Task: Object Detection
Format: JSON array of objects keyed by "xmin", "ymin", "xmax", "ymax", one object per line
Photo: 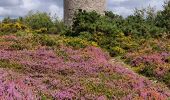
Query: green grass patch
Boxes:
[
  {"xmin": 0, "ymin": 59, "xmax": 23, "ymax": 71},
  {"xmin": 39, "ymin": 92, "xmax": 53, "ymax": 100},
  {"xmin": 10, "ymin": 43, "xmax": 28, "ymax": 50},
  {"xmin": 82, "ymin": 73, "xmax": 128, "ymax": 99}
]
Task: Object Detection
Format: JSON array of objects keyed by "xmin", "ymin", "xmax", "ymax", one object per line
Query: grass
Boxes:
[
  {"xmin": 81, "ymin": 73, "xmax": 129, "ymax": 99},
  {"xmin": 0, "ymin": 59, "xmax": 24, "ymax": 71}
]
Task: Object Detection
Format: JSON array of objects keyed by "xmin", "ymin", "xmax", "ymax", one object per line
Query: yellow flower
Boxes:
[
  {"xmin": 91, "ymin": 42, "xmax": 98, "ymax": 47},
  {"xmin": 111, "ymin": 46, "xmax": 125, "ymax": 54}
]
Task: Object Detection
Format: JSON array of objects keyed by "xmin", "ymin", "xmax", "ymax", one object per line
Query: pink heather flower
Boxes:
[
  {"xmin": 97, "ymin": 95, "xmax": 107, "ymax": 100},
  {"xmin": 54, "ymin": 90, "xmax": 75, "ymax": 99},
  {"xmin": 0, "ymin": 44, "xmax": 169, "ymax": 99},
  {"xmin": 2, "ymin": 35, "xmax": 17, "ymax": 41}
]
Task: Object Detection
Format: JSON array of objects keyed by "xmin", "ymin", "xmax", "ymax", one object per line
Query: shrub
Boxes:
[
  {"xmin": 78, "ymin": 32, "xmax": 93, "ymax": 41},
  {"xmin": 64, "ymin": 37, "xmax": 90, "ymax": 49}
]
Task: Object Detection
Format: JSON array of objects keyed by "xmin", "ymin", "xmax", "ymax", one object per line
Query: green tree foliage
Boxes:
[
  {"xmin": 24, "ymin": 11, "xmax": 53, "ymax": 30},
  {"xmin": 2, "ymin": 17, "xmax": 17, "ymax": 24},
  {"xmin": 124, "ymin": 7, "xmax": 164, "ymax": 38},
  {"xmin": 72, "ymin": 10, "xmax": 101, "ymax": 35},
  {"xmin": 2, "ymin": 17, "xmax": 12, "ymax": 23},
  {"xmin": 48, "ymin": 18, "xmax": 66, "ymax": 34},
  {"xmin": 156, "ymin": 0, "xmax": 170, "ymax": 32},
  {"xmin": 72, "ymin": 10, "xmax": 122, "ymax": 36},
  {"xmin": 145, "ymin": 6, "xmax": 157, "ymax": 24}
]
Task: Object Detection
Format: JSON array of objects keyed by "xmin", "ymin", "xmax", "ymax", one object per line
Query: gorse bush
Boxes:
[
  {"xmin": 35, "ymin": 34, "xmax": 57, "ymax": 46},
  {"xmin": 71, "ymin": 10, "xmax": 144, "ymax": 56},
  {"xmin": 124, "ymin": 15, "xmax": 164, "ymax": 38},
  {"xmin": 72, "ymin": 10, "xmax": 121, "ymax": 36},
  {"xmin": 66, "ymin": 2, "xmax": 170, "ymax": 56},
  {"xmin": 0, "ymin": 22, "xmax": 27, "ymax": 33},
  {"xmin": 71, "ymin": 8, "xmax": 165, "ymax": 38}
]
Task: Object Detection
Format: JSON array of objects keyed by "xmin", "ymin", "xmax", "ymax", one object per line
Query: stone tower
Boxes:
[{"xmin": 64, "ymin": 0, "xmax": 106, "ymax": 26}]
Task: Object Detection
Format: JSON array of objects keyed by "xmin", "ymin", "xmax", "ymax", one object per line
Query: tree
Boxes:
[
  {"xmin": 24, "ymin": 11, "xmax": 53, "ymax": 30},
  {"xmin": 145, "ymin": 6, "xmax": 157, "ymax": 24},
  {"xmin": 156, "ymin": 0, "xmax": 170, "ymax": 32}
]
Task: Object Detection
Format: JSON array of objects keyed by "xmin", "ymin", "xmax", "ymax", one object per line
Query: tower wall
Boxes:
[{"xmin": 64, "ymin": 0, "xmax": 106, "ymax": 26}]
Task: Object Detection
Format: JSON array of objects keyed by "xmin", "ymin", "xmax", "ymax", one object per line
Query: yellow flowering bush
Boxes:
[
  {"xmin": 0, "ymin": 23, "xmax": 27, "ymax": 33},
  {"xmin": 64, "ymin": 37, "xmax": 90, "ymax": 49},
  {"xmin": 35, "ymin": 28, "xmax": 48, "ymax": 34}
]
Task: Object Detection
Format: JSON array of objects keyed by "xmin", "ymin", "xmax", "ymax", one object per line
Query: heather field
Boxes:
[
  {"xmin": 0, "ymin": 1, "xmax": 170, "ymax": 99},
  {"xmin": 0, "ymin": 33, "xmax": 170, "ymax": 100}
]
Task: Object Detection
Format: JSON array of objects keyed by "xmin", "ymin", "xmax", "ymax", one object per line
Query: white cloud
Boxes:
[
  {"xmin": 110, "ymin": 6, "xmax": 133, "ymax": 17},
  {"xmin": 0, "ymin": 0, "xmax": 22, "ymax": 7},
  {"xmin": 0, "ymin": 7, "xmax": 11, "ymax": 15},
  {"xmin": 49, "ymin": 5, "xmax": 63, "ymax": 19},
  {"xmin": 107, "ymin": 0, "xmax": 166, "ymax": 17},
  {"xmin": 21, "ymin": 0, "xmax": 41, "ymax": 10}
]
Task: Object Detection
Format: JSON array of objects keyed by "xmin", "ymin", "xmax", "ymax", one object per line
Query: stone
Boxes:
[{"xmin": 64, "ymin": 0, "xmax": 106, "ymax": 26}]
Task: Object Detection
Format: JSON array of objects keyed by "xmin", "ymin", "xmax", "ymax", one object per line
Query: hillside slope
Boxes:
[{"xmin": 0, "ymin": 33, "xmax": 170, "ymax": 100}]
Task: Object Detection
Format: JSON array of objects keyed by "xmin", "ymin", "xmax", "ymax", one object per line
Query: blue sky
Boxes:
[{"xmin": 0, "ymin": 0, "xmax": 166, "ymax": 19}]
